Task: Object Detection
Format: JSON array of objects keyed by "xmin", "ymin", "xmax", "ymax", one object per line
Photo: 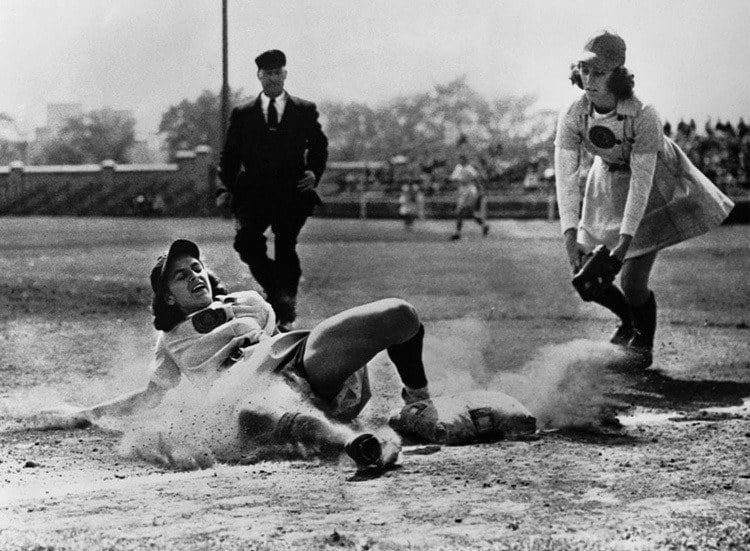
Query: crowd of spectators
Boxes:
[
  {"xmin": 324, "ymin": 117, "xmax": 750, "ymax": 199},
  {"xmin": 667, "ymin": 118, "xmax": 750, "ymax": 195}
]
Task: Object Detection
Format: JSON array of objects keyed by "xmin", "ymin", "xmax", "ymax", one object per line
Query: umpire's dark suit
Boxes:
[{"xmin": 218, "ymin": 92, "xmax": 328, "ymax": 324}]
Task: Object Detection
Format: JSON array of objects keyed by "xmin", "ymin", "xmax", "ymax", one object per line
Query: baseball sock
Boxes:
[
  {"xmin": 387, "ymin": 323, "xmax": 428, "ymax": 391},
  {"xmin": 594, "ymin": 283, "xmax": 631, "ymax": 324}
]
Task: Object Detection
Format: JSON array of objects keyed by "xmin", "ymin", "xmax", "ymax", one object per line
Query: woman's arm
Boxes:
[
  {"xmin": 34, "ymin": 380, "xmax": 169, "ymax": 430},
  {"xmin": 555, "ymin": 146, "xmax": 587, "ymax": 271},
  {"xmin": 83, "ymin": 380, "xmax": 168, "ymax": 419},
  {"xmin": 616, "ymin": 105, "xmax": 663, "ymax": 261},
  {"xmin": 613, "ymin": 152, "xmax": 657, "ymax": 261}
]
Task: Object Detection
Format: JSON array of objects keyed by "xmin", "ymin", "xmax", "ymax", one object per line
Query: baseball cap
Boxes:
[
  {"xmin": 150, "ymin": 239, "xmax": 201, "ymax": 295},
  {"xmin": 578, "ymin": 31, "xmax": 626, "ymax": 71}
]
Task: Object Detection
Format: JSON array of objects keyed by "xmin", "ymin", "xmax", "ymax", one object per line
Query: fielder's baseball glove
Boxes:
[{"xmin": 571, "ymin": 245, "xmax": 623, "ymax": 301}]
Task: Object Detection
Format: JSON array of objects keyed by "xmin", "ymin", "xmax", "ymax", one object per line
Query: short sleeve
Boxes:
[
  {"xmin": 631, "ymin": 105, "xmax": 664, "ymax": 155},
  {"xmin": 150, "ymin": 334, "xmax": 181, "ymax": 390},
  {"xmin": 554, "ymin": 102, "xmax": 583, "ymax": 151}
]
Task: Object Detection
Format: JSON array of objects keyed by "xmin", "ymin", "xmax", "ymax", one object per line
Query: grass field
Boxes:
[{"xmin": 1, "ymin": 216, "xmax": 749, "ymax": 550}]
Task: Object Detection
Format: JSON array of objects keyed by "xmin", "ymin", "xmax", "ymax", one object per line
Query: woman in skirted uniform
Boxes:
[{"xmin": 554, "ymin": 30, "xmax": 734, "ymax": 367}]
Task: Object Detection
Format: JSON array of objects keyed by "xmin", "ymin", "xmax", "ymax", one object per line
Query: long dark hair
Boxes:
[
  {"xmin": 569, "ymin": 64, "xmax": 635, "ymax": 100},
  {"xmin": 151, "ymin": 269, "xmax": 229, "ymax": 332}
]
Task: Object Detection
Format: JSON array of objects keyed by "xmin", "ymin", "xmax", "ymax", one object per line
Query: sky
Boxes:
[{"xmin": 2, "ymin": 0, "xmax": 749, "ymax": 141}]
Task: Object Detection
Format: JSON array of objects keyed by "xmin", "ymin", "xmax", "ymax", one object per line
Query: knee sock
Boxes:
[
  {"xmin": 593, "ymin": 284, "xmax": 632, "ymax": 325},
  {"xmin": 386, "ymin": 323, "xmax": 428, "ymax": 390}
]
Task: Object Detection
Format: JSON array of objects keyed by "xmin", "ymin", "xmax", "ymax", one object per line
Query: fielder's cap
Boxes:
[
  {"xmin": 255, "ymin": 49, "xmax": 286, "ymax": 70},
  {"xmin": 578, "ymin": 31, "xmax": 626, "ymax": 71},
  {"xmin": 150, "ymin": 239, "xmax": 201, "ymax": 294}
]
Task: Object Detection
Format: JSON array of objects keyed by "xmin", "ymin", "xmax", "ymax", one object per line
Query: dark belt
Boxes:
[{"xmin": 606, "ymin": 162, "xmax": 630, "ymax": 173}]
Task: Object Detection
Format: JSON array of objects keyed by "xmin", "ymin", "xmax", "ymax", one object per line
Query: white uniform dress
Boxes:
[
  {"xmin": 149, "ymin": 290, "xmax": 371, "ymax": 423},
  {"xmin": 555, "ymin": 95, "xmax": 734, "ymax": 258},
  {"xmin": 450, "ymin": 163, "xmax": 481, "ymax": 212}
]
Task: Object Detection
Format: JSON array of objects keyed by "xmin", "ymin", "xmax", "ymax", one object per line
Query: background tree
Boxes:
[
  {"xmin": 0, "ymin": 112, "xmax": 27, "ymax": 165},
  {"xmin": 32, "ymin": 107, "xmax": 136, "ymax": 164},
  {"xmin": 158, "ymin": 89, "xmax": 249, "ymax": 160},
  {"xmin": 321, "ymin": 76, "xmax": 556, "ymax": 167}
]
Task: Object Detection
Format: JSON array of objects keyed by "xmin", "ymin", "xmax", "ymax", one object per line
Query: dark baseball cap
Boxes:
[
  {"xmin": 578, "ymin": 31, "xmax": 626, "ymax": 71},
  {"xmin": 255, "ymin": 49, "xmax": 286, "ymax": 70},
  {"xmin": 150, "ymin": 239, "xmax": 201, "ymax": 295}
]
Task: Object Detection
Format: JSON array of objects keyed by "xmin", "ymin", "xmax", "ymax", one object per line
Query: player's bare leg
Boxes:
[{"xmin": 304, "ymin": 298, "xmax": 428, "ymax": 399}]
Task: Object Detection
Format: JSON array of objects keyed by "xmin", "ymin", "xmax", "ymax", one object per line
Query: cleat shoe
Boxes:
[
  {"xmin": 345, "ymin": 433, "xmax": 383, "ymax": 468},
  {"xmin": 482, "ymin": 224, "xmax": 489, "ymax": 237},
  {"xmin": 450, "ymin": 233, "xmax": 461, "ymax": 241},
  {"xmin": 609, "ymin": 323, "xmax": 635, "ymax": 346}
]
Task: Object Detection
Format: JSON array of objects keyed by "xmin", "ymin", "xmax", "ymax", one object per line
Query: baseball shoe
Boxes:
[
  {"xmin": 482, "ymin": 224, "xmax": 489, "ymax": 237},
  {"xmin": 345, "ymin": 433, "xmax": 383, "ymax": 469},
  {"xmin": 609, "ymin": 323, "xmax": 635, "ymax": 346},
  {"xmin": 450, "ymin": 233, "xmax": 461, "ymax": 241}
]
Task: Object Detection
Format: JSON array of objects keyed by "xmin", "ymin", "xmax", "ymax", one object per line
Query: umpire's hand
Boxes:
[
  {"xmin": 297, "ymin": 170, "xmax": 316, "ymax": 192},
  {"xmin": 215, "ymin": 190, "xmax": 232, "ymax": 210}
]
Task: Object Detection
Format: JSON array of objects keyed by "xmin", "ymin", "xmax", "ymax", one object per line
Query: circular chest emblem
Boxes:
[
  {"xmin": 192, "ymin": 307, "xmax": 228, "ymax": 334},
  {"xmin": 588, "ymin": 126, "xmax": 618, "ymax": 149}
]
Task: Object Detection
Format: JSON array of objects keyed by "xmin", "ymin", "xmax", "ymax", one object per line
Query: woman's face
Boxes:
[
  {"xmin": 165, "ymin": 255, "xmax": 213, "ymax": 314},
  {"xmin": 580, "ymin": 64, "xmax": 616, "ymax": 110}
]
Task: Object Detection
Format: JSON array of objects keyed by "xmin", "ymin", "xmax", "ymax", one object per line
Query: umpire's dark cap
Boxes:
[
  {"xmin": 150, "ymin": 239, "xmax": 201, "ymax": 295},
  {"xmin": 255, "ymin": 49, "xmax": 286, "ymax": 70}
]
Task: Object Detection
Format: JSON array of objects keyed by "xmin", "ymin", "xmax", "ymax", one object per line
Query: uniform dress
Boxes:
[
  {"xmin": 555, "ymin": 95, "xmax": 734, "ymax": 258},
  {"xmin": 450, "ymin": 163, "xmax": 481, "ymax": 213},
  {"xmin": 149, "ymin": 290, "xmax": 370, "ymax": 424}
]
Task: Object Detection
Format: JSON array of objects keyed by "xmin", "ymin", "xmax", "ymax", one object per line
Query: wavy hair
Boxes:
[
  {"xmin": 151, "ymin": 268, "xmax": 229, "ymax": 332},
  {"xmin": 569, "ymin": 64, "xmax": 635, "ymax": 100}
]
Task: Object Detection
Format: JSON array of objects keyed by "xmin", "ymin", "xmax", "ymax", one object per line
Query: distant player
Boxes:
[
  {"xmin": 449, "ymin": 155, "xmax": 489, "ymax": 240},
  {"xmin": 398, "ymin": 183, "xmax": 422, "ymax": 230}
]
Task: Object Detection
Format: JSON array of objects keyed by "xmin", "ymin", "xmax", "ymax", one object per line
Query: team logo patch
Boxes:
[
  {"xmin": 192, "ymin": 307, "xmax": 228, "ymax": 334},
  {"xmin": 588, "ymin": 125, "xmax": 618, "ymax": 149}
]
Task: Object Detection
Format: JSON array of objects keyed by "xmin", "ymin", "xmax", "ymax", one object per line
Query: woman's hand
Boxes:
[
  {"xmin": 610, "ymin": 234, "xmax": 633, "ymax": 264},
  {"xmin": 32, "ymin": 405, "xmax": 94, "ymax": 430},
  {"xmin": 563, "ymin": 229, "xmax": 587, "ymax": 273}
]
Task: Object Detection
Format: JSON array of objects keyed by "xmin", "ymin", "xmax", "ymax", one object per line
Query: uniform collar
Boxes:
[{"xmin": 574, "ymin": 94, "xmax": 641, "ymax": 117}]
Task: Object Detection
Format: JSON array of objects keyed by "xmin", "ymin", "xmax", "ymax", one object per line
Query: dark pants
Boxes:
[{"xmin": 233, "ymin": 195, "xmax": 311, "ymax": 320}]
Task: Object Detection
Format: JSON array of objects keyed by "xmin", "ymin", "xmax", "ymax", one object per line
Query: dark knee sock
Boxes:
[
  {"xmin": 593, "ymin": 284, "xmax": 632, "ymax": 325},
  {"xmin": 386, "ymin": 323, "xmax": 427, "ymax": 389}
]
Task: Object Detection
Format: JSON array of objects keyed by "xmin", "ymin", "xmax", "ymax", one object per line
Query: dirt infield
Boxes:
[{"xmin": 1, "ymin": 217, "xmax": 749, "ymax": 550}]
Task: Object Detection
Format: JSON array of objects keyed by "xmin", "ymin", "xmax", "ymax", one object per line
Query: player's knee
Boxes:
[{"xmin": 380, "ymin": 298, "xmax": 420, "ymax": 340}]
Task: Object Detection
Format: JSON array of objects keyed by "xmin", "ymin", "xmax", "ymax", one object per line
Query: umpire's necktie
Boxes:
[{"xmin": 267, "ymin": 97, "xmax": 278, "ymax": 130}]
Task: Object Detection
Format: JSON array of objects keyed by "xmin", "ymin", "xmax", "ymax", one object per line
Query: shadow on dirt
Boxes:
[{"xmin": 613, "ymin": 364, "xmax": 750, "ymax": 411}]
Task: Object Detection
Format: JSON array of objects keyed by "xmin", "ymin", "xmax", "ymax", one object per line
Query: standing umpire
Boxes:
[{"xmin": 217, "ymin": 49, "xmax": 328, "ymax": 331}]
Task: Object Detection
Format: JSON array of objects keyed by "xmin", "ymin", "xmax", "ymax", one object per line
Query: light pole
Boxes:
[{"xmin": 220, "ymin": 0, "xmax": 229, "ymax": 146}]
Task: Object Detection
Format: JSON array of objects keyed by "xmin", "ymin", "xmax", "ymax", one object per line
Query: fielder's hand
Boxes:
[{"xmin": 564, "ymin": 231, "xmax": 587, "ymax": 273}]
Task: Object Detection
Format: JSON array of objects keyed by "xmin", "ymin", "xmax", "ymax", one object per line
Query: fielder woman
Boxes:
[
  {"xmin": 554, "ymin": 31, "xmax": 734, "ymax": 367},
  {"xmin": 56, "ymin": 239, "xmax": 431, "ymax": 470}
]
